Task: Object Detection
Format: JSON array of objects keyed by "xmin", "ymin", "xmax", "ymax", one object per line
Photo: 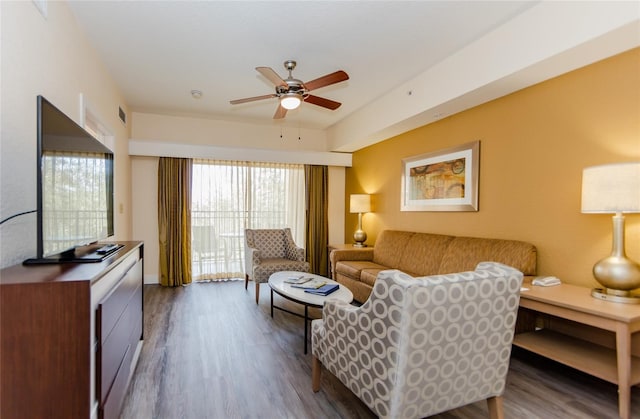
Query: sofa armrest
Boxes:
[{"xmin": 330, "ymin": 248, "xmax": 374, "ymax": 266}]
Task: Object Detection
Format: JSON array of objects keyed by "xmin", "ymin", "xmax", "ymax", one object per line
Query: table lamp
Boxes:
[
  {"xmin": 581, "ymin": 162, "xmax": 640, "ymax": 304},
  {"xmin": 350, "ymin": 194, "xmax": 371, "ymax": 247}
]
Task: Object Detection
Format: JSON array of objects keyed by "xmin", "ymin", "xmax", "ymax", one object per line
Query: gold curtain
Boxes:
[
  {"xmin": 158, "ymin": 157, "xmax": 193, "ymax": 287},
  {"xmin": 305, "ymin": 165, "xmax": 328, "ymax": 276}
]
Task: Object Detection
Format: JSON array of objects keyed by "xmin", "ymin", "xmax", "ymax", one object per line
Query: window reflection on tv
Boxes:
[{"xmin": 41, "ymin": 151, "xmax": 113, "ymax": 257}]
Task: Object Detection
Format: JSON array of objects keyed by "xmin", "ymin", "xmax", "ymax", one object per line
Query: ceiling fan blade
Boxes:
[
  {"xmin": 304, "ymin": 95, "xmax": 342, "ymax": 110},
  {"xmin": 230, "ymin": 94, "xmax": 276, "ymax": 105},
  {"xmin": 256, "ymin": 67, "xmax": 288, "ymax": 88},
  {"xmin": 304, "ymin": 70, "xmax": 349, "ymax": 92},
  {"xmin": 273, "ymin": 104, "xmax": 288, "ymax": 119}
]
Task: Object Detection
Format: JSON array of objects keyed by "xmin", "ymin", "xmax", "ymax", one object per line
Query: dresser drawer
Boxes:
[
  {"xmin": 96, "ymin": 259, "xmax": 143, "ymax": 406},
  {"xmin": 100, "ymin": 342, "xmax": 133, "ymax": 419},
  {"xmin": 98, "ymin": 260, "xmax": 142, "ymax": 344}
]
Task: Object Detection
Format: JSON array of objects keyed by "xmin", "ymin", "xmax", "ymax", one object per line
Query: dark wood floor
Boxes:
[{"xmin": 120, "ymin": 282, "xmax": 639, "ymax": 419}]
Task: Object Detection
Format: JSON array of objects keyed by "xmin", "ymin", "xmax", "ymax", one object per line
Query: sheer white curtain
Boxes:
[{"xmin": 191, "ymin": 159, "xmax": 305, "ymax": 281}]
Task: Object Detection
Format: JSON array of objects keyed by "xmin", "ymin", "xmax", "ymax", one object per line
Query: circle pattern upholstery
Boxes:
[{"xmin": 312, "ymin": 262, "xmax": 523, "ymax": 419}]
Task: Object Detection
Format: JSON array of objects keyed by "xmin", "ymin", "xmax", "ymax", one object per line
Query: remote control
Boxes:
[{"xmin": 96, "ymin": 244, "xmax": 119, "ymax": 254}]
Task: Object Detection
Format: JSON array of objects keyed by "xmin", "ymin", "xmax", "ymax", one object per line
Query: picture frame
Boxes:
[{"xmin": 401, "ymin": 140, "xmax": 480, "ymax": 212}]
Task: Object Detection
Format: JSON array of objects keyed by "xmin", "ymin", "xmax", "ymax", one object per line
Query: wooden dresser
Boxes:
[{"xmin": 0, "ymin": 241, "xmax": 144, "ymax": 419}]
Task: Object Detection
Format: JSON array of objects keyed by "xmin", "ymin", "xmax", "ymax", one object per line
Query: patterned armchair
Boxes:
[
  {"xmin": 244, "ymin": 228, "xmax": 310, "ymax": 304},
  {"xmin": 312, "ymin": 262, "xmax": 523, "ymax": 419}
]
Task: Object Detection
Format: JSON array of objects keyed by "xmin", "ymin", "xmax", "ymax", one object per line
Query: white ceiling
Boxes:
[
  {"xmin": 67, "ymin": 1, "xmax": 640, "ymax": 152},
  {"xmin": 68, "ymin": 1, "xmax": 536, "ymax": 126}
]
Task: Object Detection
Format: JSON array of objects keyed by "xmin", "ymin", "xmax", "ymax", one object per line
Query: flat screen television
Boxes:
[{"xmin": 24, "ymin": 96, "xmax": 116, "ymax": 264}]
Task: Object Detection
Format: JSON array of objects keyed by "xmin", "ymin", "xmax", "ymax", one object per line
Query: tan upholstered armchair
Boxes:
[
  {"xmin": 312, "ymin": 262, "xmax": 523, "ymax": 419},
  {"xmin": 244, "ymin": 228, "xmax": 310, "ymax": 304}
]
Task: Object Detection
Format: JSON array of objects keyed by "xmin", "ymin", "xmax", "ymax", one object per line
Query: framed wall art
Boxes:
[{"xmin": 401, "ymin": 140, "xmax": 480, "ymax": 211}]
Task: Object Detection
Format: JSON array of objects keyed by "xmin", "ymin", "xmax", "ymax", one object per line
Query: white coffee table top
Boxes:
[{"xmin": 268, "ymin": 271, "xmax": 353, "ymax": 307}]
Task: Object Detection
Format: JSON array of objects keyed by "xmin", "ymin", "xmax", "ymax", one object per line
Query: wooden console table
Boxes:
[{"xmin": 514, "ymin": 282, "xmax": 640, "ymax": 419}]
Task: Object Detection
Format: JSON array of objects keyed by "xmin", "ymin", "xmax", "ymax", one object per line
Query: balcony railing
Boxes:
[{"xmin": 191, "ymin": 210, "xmax": 288, "ymax": 279}]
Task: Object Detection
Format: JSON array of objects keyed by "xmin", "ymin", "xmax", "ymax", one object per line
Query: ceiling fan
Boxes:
[{"xmin": 229, "ymin": 60, "xmax": 349, "ymax": 119}]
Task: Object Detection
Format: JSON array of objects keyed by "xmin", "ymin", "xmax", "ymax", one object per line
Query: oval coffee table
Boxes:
[{"xmin": 268, "ymin": 271, "xmax": 353, "ymax": 354}]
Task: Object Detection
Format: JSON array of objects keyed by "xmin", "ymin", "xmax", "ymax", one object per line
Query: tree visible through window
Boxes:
[
  {"xmin": 41, "ymin": 151, "xmax": 112, "ymax": 256},
  {"xmin": 191, "ymin": 159, "xmax": 305, "ymax": 281}
]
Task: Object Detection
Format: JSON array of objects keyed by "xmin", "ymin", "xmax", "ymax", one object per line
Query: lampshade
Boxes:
[
  {"xmin": 581, "ymin": 162, "xmax": 640, "ymax": 213},
  {"xmin": 350, "ymin": 194, "xmax": 371, "ymax": 213},
  {"xmin": 280, "ymin": 94, "xmax": 301, "ymax": 110}
]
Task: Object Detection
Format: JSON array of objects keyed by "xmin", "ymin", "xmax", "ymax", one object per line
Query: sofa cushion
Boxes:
[
  {"xmin": 370, "ymin": 230, "xmax": 415, "ymax": 267},
  {"xmin": 253, "ymin": 258, "xmax": 310, "ymax": 279},
  {"xmin": 334, "ymin": 260, "xmax": 388, "ymax": 282},
  {"xmin": 437, "ymin": 236, "xmax": 537, "ymax": 275},
  {"xmin": 396, "ymin": 232, "xmax": 454, "ymax": 276},
  {"xmin": 360, "ymin": 268, "xmax": 385, "ymax": 287}
]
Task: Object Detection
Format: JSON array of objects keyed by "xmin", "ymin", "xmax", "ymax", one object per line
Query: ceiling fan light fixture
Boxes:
[
  {"xmin": 280, "ymin": 93, "xmax": 301, "ymax": 110},
  {"xmin": 230, "ymin": 61, "xmax": 348, "ymax": 119}
]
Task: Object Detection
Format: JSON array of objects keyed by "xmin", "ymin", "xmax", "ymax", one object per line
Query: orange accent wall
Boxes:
[{"xmin": 345, "ymin": 48, "xmax": 640, "ymax": 288}]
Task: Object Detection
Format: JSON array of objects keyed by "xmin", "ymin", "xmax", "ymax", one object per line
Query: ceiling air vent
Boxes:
[{"xmin": 118, "ymin": 106, "xmax": 126, "ymax": 126}]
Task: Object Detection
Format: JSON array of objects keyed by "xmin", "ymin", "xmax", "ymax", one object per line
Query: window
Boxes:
[{"xmin": 191, "ymin": 160, "xmax": 305, "ymax": 280}]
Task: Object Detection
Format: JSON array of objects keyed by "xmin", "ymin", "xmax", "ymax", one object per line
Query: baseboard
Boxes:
[{"xmin": 144, "ymin": 274, "xmax": 159, "ymax": 284}]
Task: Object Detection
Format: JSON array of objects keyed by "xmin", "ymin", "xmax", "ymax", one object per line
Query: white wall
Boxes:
[
  {"xmin": 132, "ymin": 112, "xmax": 329, "ymax": 151},
  {"xmin": 0, "ymin": 1, "xmax": 132, "ymax": 268},
  {"xmin": 131, "ymin": 156, "xmax": 159, "ymax": 283}
]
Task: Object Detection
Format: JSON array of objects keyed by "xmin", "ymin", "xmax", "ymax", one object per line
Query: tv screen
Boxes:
[{"xmin": 30, "ymin": 96, "xmax": 115, "ymax": 262}]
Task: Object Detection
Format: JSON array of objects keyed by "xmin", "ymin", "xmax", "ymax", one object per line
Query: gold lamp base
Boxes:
[
  {"xmin": 589, "ymin": 213, "xmax": 640, "ymax": 304},
  {"xmin": 353, "ymin": 212, "xmax": 368, "ymax": 248},
  {"xmin": 591, "ymin": 288, "xmax": 640, "ymax": 304},
  {"xmin": 353, "ymin": 229, "xmax": 367, "ymax": 248}
]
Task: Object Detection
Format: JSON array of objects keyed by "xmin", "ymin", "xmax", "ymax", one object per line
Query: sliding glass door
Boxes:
[{"xmin": 191, "ymin": 160, "xmax": 305, "ymax": 280}]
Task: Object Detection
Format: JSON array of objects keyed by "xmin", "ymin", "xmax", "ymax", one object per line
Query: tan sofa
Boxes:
[{"xmin": 331, "ymin": 229, "xmax": 537, "ymax": 302}]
